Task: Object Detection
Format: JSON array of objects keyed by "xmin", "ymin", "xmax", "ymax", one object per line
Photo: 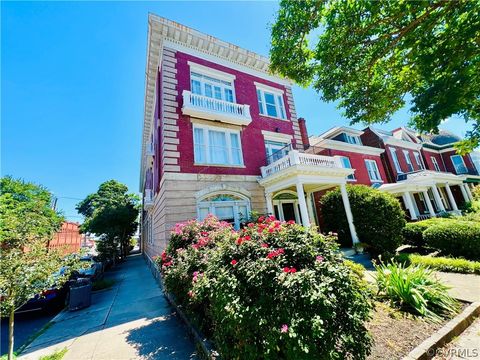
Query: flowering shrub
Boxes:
[{"xmin": 157, "ymin": 215, "xmax": 372, "ymax": 359}]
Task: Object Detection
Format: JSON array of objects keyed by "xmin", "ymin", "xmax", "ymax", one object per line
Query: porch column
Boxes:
[
  {"xmin": 460, "ymin": 184, "xmax": 470, "ymax": 202},
  {"xmin": 431, "ymin": 185, "xmax": 446, "ymax": 212},
  {"xmin": 403, "ymin": 192, "xmax": 418, "ymax": 220},
  {"xmin": 340, "ymin": 183, "xmax": 359, "ymax": 245},
  {"xmin": 295, "ymin": 182, "xmax": 310, "ymax": 227},
  {"xmin": 422, "ymin": 190, "xmax": 437, "ymax": 217},
  {"xmin": 265, "ymin": 193, "xmax": 274, "ymax": 216},
  {"xmin": 444, "ymin": 184, "xmax": 458, "ymax": 211},
  {"xmin": 464, "ymin": 183, "xmax": 473, "ymax": 201},
  {"xmin": 306, "ymin": 192, "xmax": 316, "ymax": 226}
]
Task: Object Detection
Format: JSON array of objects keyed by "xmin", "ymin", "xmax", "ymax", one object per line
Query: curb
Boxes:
[
  {"xmin": 403, "ymin": 301, "xmax": 480, "ymax": 360},
  {"xmin": 144, "ymin": 254, "xmax": 220, "ymax": 360}
]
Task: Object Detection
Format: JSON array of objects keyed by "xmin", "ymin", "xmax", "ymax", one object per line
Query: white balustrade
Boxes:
[
  {"xmin": 182, "ymin": 90, "xmax": 252, "ymax": 126},
  {"xmin": 260, "ymin": 150, "xmax": 342, "ymax": 178},
  {"xmin": 144, "ymin": 189, "xmax": 154, "ymax": 209}
]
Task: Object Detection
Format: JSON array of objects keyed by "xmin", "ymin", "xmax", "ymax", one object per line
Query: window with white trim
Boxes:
[
  {"xmin": 414, "ymin": 152, "xmax": 424, "ymax": 170},
  {"xmin": 431, "ymin": 156, "xmax": 441, "ymax": 172},
  {"xmin": 344, "ymin": 134, "xmax": 361, "ymax": 145},
  {"xmin": 450, "ymin": 155, "xmax": 468, "ymax": 174},
  {"xmin": 256, "ymin": 88, "xmax": 286, "ymax": 119},
  {"xmin": 403, "ymin": 150, "xmax": 414, "ymax": 172},
  {"xmin": 339, "ymin": 156, "xmax": 355, "ymax": 180},
  {"xmin": 193, "ymin": 125, "xmax": 243, "ymax": 166},
  {"xmin": 389, "ymin": 147, "xmax": 403, "ymax": 173},
  {"xmin": 197, "ymin": 193, "xmax": 250, "ymax": 230},
  {"xmin": 365, "ymin": 159, "xmax": 382, "ymax": 182},
  {"xmin": 190, "ymin": 72, "xmax": 235, "ymax": 103},
  {"xmin": 265, "ymin": 140, "xmax": 290, "ymax": 163}
]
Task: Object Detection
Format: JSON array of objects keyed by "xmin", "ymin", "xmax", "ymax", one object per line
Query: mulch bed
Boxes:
[{"xmin": 367, "ymin": 301, "xmax": 468, "ymax": 360}]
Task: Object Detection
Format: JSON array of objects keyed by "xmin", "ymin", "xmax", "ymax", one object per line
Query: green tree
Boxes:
[
  {"xmin": 76, "ymin": 180, "xmax": 139, "ymax": 263},
  {"xmin": 0, "ymin": 177, "xmax": 72, "ymax": 360},
  {"xmin": 270, "ymin": 0, "xmax": 480, "ymax": 153}
]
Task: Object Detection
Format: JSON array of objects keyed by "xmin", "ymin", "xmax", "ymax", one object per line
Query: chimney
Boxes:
[{"xmin": 298, "ymin": 118, "xmax": 309, "ymax": 148}]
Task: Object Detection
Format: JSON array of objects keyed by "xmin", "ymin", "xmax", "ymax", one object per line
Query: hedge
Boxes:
[
  {"xmin": 402, "ymin": 218, "xmax": 451, "ymax": 247},
  {"xmin": 396, "ymin": 253, "xmax": 480, "ymax": 275},
  {"xmin": 424, "ymin": 221, "xmax": 480, "ymax": 261},
  {"xmin": 158, "ymin": 215, "xmax": 373, "ymax": 359},
  {"xmin": 321, "ymin": 185, "xmax": 406, "ymax": 255}
]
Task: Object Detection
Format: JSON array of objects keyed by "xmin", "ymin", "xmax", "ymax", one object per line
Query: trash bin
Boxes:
[{"xmin": 68, "ymin": 278, "xmax": 92, "ymax": 311}]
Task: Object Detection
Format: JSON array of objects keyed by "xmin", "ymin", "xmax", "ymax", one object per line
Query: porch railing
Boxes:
[{"xmin": 261, "ymin": 150, "xmax": 341, "ymax": 178}]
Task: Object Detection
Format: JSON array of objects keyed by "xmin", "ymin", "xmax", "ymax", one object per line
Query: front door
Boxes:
[{"xmin": 281, "ymin": 203, "xmax": 296, "ymax": 222}]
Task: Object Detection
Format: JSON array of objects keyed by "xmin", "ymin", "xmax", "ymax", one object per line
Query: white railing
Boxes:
[
  {"xmin": 144, "ymin": 189, "xmax": 154, "ymax": 209},
  {"xmin": 182, "ymin": 90, "xmax": 252, "ymax": 126},
  {"xmin": 261, "ymin": 150, "xmax": 342, "ymax": 178}
]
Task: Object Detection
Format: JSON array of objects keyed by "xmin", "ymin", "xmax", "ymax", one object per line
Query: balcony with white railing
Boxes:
[
  {"xmin": 146, "ymin": 142, "xmax": 154, "ymax": 159},
  {"xmin": 260, "ymin": 150, "xmax": 352, "ymax": 183},
  {"xmin": 144, "ymin": 189, "xmax": 154, "ymax": 210},
  {"xmin": 182, "ymin": 90, "xmax": 252, "ymax": 126}
]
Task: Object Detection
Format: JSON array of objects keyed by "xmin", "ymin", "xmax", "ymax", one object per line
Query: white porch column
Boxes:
[
  {"xmin": 306, "ymin": 192, "xmax": 316, "ymax": 226},
  {"xmin": 464, "ymin": 183, "xmax": 473, "ymax": 201},
  {"xmin": 403, "ymin": 192, "xmax": 418, "ymax": 220},
  {"xmin": 296, "ymin": 182, "xmax": 310, "ymax": 227},
  {"xmin": 431, "ymin": 185, "xmax": 446, "ymax": 212},
  {"xmin": 460, "ymin": 184, "xmax": 470, "ymax": 202},
  {"xmin": 422, "ymin": 190, "xmax": 437, "ymax": 217},
  {"xmin": 265, "ymin": 193, "xmax": 274, "ymax": 216},
  {"xmin": 444, "ymin": 184, "xmax": 458, "ymax": 211},
  {"xmin": 340, "ymin": 183, "xmax": 359, "ymax": 245}
]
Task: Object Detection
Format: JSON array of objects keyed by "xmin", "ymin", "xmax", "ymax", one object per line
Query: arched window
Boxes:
[{"xmin": 197, "ymin": 192, "xmax": 250, "ymax": 230}]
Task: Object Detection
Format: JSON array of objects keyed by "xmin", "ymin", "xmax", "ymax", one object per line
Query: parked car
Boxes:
[{"xmin": 77, "ymin": 255, "xmax": 103, "ymax": 281}]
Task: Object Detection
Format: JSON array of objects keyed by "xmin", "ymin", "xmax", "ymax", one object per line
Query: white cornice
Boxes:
[
  {"xmin": 312, "ymin": 139, "xmax": 384, "ymax": 156},
  {"xmin": 384, "ymin": 138, "xmax": 422, "ymax": 150},
  {"xmin": 319, "ymin": 126, "xmax": 364, "ymax": 139}
]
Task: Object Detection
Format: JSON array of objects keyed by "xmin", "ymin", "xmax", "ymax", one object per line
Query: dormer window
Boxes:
[{"xmin": 344, "ymin": 134, "xmax": 361, "ymax": 145}]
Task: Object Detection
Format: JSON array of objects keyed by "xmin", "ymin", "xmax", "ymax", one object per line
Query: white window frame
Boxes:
[
  {"xmin": 339, "ymin": 156, "xmax": 356, "ymax": 180},
  {"xmin": 255, "ymin": 84, "xmax": 287, "ymax": 120},
  {"xmin": 403, "ymin": 150, "xmax": 414, "ymax": 172},
  {"xmin": 193, "ymin": 124, "xmax": 244, "ymax": 166},
  {"xmin": 189, "ymin": 65, "xmax": 236, "ymax": 103},
  {"xmin": 197, "ymin": 192, "xmax": 250, "ymax": 230},
  {"xmin": 265, "ymin": 139, "xmax": 290, "ymax": 163},
  {"xmin": 431, "ymin": 156, "xmax": 441, "ymax": 172},
  {"xmin": 345, "ymin": 134, "xmax": 361, "ymax": 145},
  {"xmin": 450, "ymin": 155, "xmax": 467, "ymax": 174},
  {"xmin": 389, "ymin": 147, "xmax": 403, "ymax": 174},
  {"xmin": 414, "ymin": 152, "xmax": 424, "ymax": 170},
  {"xmin": 365, "ymin": 159, "xmax": 382, "ymax": 182}
]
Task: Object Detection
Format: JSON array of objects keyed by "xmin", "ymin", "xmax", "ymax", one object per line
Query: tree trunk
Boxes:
[{"xmin": 8, "ymin": 307, "xmax": 15, "ymax": 360}]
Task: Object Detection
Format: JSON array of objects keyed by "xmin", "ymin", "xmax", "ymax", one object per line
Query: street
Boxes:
[{"xmin": 1, "ymin": 309, "xmax": 61, "ymax": 356}]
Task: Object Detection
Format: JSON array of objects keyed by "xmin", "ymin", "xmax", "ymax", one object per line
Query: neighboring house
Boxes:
[
  {"xmin": 140, "ymin": 15, "xmax": 479, "ymax": 256},
  {"xmin": 49, "ymin": 221, "xmax": 83, "ymax": 254},
  {"xmin": 361, "ymin": 127, "xmax": 479, "ymax": 220}
]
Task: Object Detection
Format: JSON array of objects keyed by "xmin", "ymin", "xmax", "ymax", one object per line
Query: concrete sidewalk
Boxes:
[{"xmin": 19, "ymin": 254, "xmax": 197, "ymax": 360}]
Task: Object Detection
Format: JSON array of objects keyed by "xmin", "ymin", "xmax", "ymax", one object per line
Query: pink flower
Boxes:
[
  {"xmin": 289, "ymin": 267, "xmax": 297, "ymax": 273},
  {"xmin": 231, "ymin": 259, "xmax": 237, "ymax": 266},
  {"xmin": 283, "ymin": 266, "xmax": 297, "ymax": 274},
  {"xmin": 248, "ymin": 223, "xmax": 255, "ymax": 228},
  {"xmin": 281, "ymin": 324, "xmax": 288, "ymax": 333},
  {"xmin": 261, "ymin": 243, "xmax": 269, "ymax": 248},
  {"xmin": 258, "ymin": 216, "xmax": 265, "ymax": 223},
  {"xmin": 316, "ymin": 255, "xmax": 324, "ymax": 263},
  {"xmin": 244, "ymin": 235, "xmax": 251, "ymax": 241},
  {"xmin": 287, "ymin": 220, "xmax": 296, "ymax": 225},
  {"xmin": 283, "ymin": 267, "xmax": 290, "ymax": 273},
  {"xmin": 268, "ymin": 228, "xmax": 275, "ymax": 233},
  {"xmin": 187, "ymin": 290, "xmax": 193, "ymax": 298}
]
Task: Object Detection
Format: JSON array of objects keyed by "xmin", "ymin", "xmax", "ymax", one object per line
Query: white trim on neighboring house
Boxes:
[
  {"xmin": 313, "ymin": 139, "xmax": 384, "ymax": 156},
  {"xmin": 319, "ymin": 126, "xmax": 364, "ymax": 139}
]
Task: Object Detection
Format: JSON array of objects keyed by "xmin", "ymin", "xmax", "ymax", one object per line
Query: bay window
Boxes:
[{"xmin": 193, "ymin": 125, "xmax": 243, "ymax": 166}]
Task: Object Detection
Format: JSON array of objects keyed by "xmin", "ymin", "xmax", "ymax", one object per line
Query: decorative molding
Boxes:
[
  {"xmin": 261, "ymin": 130, "xmax": 293, "ymax": 142},
  {"xmin": 195, "ymin": 184, "xmax": 252, "ymax": 200},
  {"xmin": 254, "ymin": 82, "xmax": 285, "ymax": 95},
  {"xmin": 188, "ymin": 61, "xmax": 236, "ymax": 81}
]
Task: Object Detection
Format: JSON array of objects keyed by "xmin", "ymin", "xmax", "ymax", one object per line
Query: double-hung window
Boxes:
[
  {"xmin": 403, "ymin": 150, "xmax": 414, "ymax": 172},
  {"xmin": 450, "ymin": 155, "xmax": 468, "ymax": 174},
  {"xmin": 265, "ymin": 140, "xmax": 289, "ymax": 164},
  {"xmin": 339, "ymin": 156, "xmax": 355, "ymax": 180},
  {"xmin": 190, "ymin": 71, "xmax": 235, "ymax": 103},
  {"xmin": 193, "ymin": 125, "xmax": 243, "ymax": 166},
  {"xmin": 365, "ymin": 159, "xmax": 382, "ymax": 182},
  {"xmin": 256, "ymin": 87, "xmax": 287, "ymax": 119},
  {"xmin": 414, "ymin": 152, "xmax": 424, "ymax": 170},
  {"xmin": 389, "ymin": 147, "xmax": 403, "ymax": 173},
  {"xmin": 431, "ymin": 156, "xmax": 441, "ymax": 172}
]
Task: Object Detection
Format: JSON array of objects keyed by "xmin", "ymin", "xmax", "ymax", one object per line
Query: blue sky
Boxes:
[{"xmin": 1, "ymin": 1, "xmax": 471, "ymax": 221}]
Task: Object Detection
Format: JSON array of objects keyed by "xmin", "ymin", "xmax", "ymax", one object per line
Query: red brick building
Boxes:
[{"xmin": 49, "ymin": 221, "xmax": 83, "ymax": 254}]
